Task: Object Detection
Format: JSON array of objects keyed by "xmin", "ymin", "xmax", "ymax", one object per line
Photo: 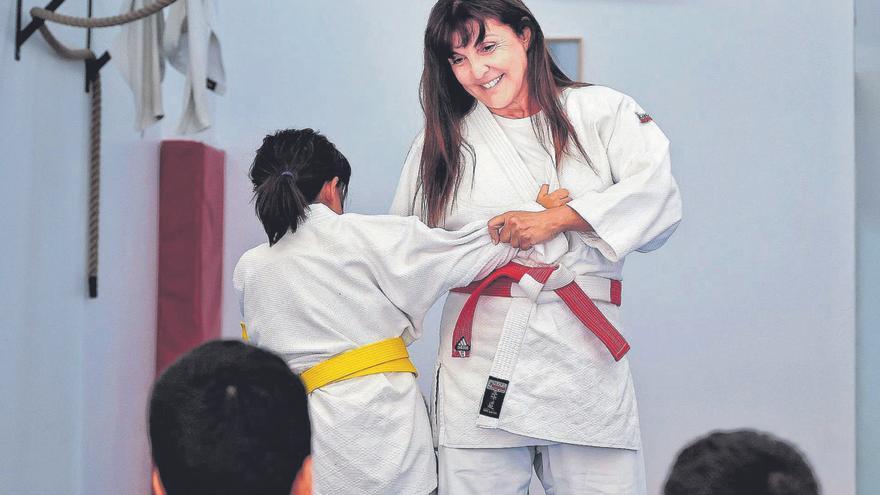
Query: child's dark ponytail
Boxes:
[{"xmin": 249, "ymin": 129, "xmax": 351, "ymax": 245}]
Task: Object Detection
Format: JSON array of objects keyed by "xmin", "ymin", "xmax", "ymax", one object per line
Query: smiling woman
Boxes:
[
  {"xmin": 391, "ymin": 0, "xmax": 683, "ymax": 493},
  {"xmin": 414, "ymin": 0, "xmax": 593, "ymax": 228},
  {"xmin": 447, "ymin": 18, "xmax": 533, "ymax": 118}
]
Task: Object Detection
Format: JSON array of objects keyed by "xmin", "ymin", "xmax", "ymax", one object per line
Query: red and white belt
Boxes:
[
  {"xmin": 449, "ymin": 261, "xmax": 629, "ymax": 361},
  {"xmin": 449, "ymin": 261, "xmax": 630, "ymax": 424}
]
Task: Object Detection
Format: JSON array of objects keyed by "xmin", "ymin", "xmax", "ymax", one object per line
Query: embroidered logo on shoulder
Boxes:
[
  {"xmin": 636, "ymin": 112, "xmax": 653, "ymax": 124},
  {"xmin": 455, "ymin": 337, "xmax": 471, "ymax": 358}
]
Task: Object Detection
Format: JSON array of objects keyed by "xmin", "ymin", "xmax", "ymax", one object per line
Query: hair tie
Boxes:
[{"xmin": 280, "ymin": 171, "xmax": 296, "ymax": 178}]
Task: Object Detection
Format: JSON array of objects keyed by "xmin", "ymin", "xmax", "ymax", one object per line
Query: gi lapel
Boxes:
[{"xmin": 469, "ymin": 103, "xmax": 561, "ymax": 202}]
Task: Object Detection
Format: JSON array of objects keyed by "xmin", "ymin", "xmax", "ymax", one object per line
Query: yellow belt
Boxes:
[
  {"xmin": 240, "ymin": 324, "xmax": 415, "ymax": 393},
  {"xmin": 301, "ymin": 337, "xmax": 417, "ymax": 394}
]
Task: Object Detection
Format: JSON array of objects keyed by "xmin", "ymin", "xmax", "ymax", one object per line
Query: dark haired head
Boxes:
[
  {"xmin": 418, "ymin": 0, "xmax": 589, "ymax": 226},
  {"xmin": 664, "ymin": 429, "xmax": 820, "ymax": 495},
  {"xmin": 250, "ymin": 128, "xmax": 352, "ymax": 245},
  {"xmin": 149, "ymin": 340, "xmax": 311, "ymax": 495}
]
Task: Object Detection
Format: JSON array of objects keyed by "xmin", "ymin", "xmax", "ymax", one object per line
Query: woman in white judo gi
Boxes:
[
  {"xmin": 234, "ymin": 128, "xmax": 549, "ymax": 495},
  {"xmin": 391, "ymin": 1, "xmax": 683, "ymax": 493}
]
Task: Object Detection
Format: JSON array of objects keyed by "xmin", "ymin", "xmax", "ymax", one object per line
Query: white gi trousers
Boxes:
[{"xmin": 438, "ymin": 444, "xmax": 646, "ymax": 495}]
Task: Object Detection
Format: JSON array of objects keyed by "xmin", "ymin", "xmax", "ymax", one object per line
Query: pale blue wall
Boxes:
[
  {"xmin": 1, "ymin": 1, "xmax": 175, "ymax": 493},
  {"xmin": 1, "ymin": 1, "xmax": 862, "ymax": 494},
  {"xmin": 856, "ymin": 0, "xmax": 880, "ymax": 493}
]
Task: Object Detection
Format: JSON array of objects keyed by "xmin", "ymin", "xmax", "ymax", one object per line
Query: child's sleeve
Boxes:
[{"xmin": 356, "ymin": 216, "xmax": 517, "ymax": 323}]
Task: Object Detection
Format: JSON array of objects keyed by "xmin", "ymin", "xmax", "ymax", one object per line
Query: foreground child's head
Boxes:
[
  {"xmin": 664, "ymin": 429, "xmax": 819, "ymax": 495},
  {"xmin": 149, "ymin": 340, "xmax": 312, "ymax": 495},
  {"xmin": 250, "ymin": 128, "xmax": 352, "ymax": 245}
]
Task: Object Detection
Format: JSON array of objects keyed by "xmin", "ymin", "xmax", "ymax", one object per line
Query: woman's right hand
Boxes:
[{"xmin": 536, "ymin": 184, "xmax": 571, "ymax": 209}]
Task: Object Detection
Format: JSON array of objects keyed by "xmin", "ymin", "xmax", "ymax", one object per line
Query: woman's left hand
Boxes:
[{"xmin": 489, "ymin": 206, "xmax": 593, "ymax": 250}]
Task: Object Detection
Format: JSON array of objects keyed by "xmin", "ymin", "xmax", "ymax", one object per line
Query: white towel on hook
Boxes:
[
  {"xmin": 110, "ymin": 0, "xmax": 165, "ymax": 131},
  {"xmin": 163, "ymin": 0, "xmax": 226, "ymax": 134}
]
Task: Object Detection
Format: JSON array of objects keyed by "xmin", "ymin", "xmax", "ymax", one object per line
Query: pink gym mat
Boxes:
[{"xmin": 156, "ymin": 140, "xmax": 225, "ymax": 376}]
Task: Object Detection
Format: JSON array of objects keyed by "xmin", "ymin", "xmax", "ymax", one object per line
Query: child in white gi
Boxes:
[{"xmin": 233, "ymin": 129, "xmax": 548, "ymax": 495}]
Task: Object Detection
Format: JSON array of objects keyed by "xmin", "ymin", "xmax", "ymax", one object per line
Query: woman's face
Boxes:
[{"xmin": 449, "ymin": 18, "xmax": 532, "ymax": 119}]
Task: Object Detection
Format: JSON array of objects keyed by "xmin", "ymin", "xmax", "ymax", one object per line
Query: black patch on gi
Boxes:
[
  {"xmin": 479, "ymin": 377, "xmax": 509, "ymax": 419},
  {"xmin": 455, "ymin": 337, "xmax": 471, "ymax": 354}
]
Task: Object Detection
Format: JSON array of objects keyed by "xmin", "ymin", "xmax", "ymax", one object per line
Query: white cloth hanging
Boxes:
[
  {"xmin": 163, "ymin": 0, "xmax": 226, "ymax": 134},
  {"xmin": 110, "ymin": 0, "xmax": 165, "ymax": 131}
]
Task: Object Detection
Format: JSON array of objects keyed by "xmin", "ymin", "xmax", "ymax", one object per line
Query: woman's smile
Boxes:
[{"xmin": 480, "ymin": 74, "xmax": 503, "ymax": 89}]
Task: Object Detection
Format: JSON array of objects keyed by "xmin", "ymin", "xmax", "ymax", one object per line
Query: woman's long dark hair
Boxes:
[
  {"xmin": 419, "ymin": 0, "xmax": 590, "ymax": 226},
  {"xmin": 249, "ymin": 128, "xmax": 351, "ymax": 245}
]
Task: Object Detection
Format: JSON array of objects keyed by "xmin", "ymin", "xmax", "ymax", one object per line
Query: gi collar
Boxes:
[{"xmin": 303, "ymin": 202, "xmax": 337, "ymax": 224}]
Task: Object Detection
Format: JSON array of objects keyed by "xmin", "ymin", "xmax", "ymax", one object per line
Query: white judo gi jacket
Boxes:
[
  {"xmin": 233, "ymin": 204, "xmax": 531, "ymax": 495},
  {"xmin": 391, "ymin": 85, "xmax": 682, "ymax": 450}
]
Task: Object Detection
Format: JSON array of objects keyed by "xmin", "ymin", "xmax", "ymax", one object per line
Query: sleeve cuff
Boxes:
[{"xmin": 566, "ymin": 195, "xmax": 624, "ymax": 262}]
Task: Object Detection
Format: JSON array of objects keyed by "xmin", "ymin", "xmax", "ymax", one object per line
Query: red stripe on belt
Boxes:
[{"xmin": 450, "ymin": 262, "xmax": 629, "ymax": 361}]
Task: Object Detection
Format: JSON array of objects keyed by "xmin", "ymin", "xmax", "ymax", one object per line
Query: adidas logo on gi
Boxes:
[{"xmin": 455, "ymin": 337, "xmax": 471, "ymax": 358}]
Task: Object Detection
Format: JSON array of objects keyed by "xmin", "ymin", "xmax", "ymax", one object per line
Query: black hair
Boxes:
[
  {"xmin": 149, "ymin": 340, "xmax": 311, "ymax": 495},
  {"xmin": 250, "ymin": 128, "xmax": 352, "ymax": 245},
  {"xmin": 664, "ymin": 429, "xmax": 821, "ymax": 495}
]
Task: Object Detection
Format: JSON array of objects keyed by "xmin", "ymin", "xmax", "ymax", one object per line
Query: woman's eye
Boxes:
[
  {"xmin": 481, "ymin": 43, "xmax": 497, "ymax": 53},
  {"xmin": 450, "ymin": 57, "xmax": 464, "ymax": 65}
]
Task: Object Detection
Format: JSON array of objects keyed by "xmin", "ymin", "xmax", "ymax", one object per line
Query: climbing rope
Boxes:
[
  {"xmin": 37, "ymin": 23, "xmax": 103, "ymax": 297},
  {"xmin": 29, "ymin": 0, "xmax": 181, "ymax": 296},
  {"xmin": 31, "ymin": 0, "xmax": 178, "ymax": 28},
  {"xmin": 88, "ymin": 76, "xmax": 102, "ymax": 298}
]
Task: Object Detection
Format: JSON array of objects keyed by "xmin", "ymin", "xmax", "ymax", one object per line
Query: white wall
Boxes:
[
  {"xmin": 1, "ymin": 1, "xmax": 859, "ymax": 494},
  {"xmin": 856, "ymin": 0, "xmax": 880, "ymax": 494}
]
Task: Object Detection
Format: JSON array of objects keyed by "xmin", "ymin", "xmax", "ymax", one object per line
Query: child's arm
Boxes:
[
  {"xmin": 535, "ymin": 184, "xmax": 571, "ymax": 209},
  {"xmin": 352, "ymin": 215, "xmax": 517, "ymax": 324}
]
